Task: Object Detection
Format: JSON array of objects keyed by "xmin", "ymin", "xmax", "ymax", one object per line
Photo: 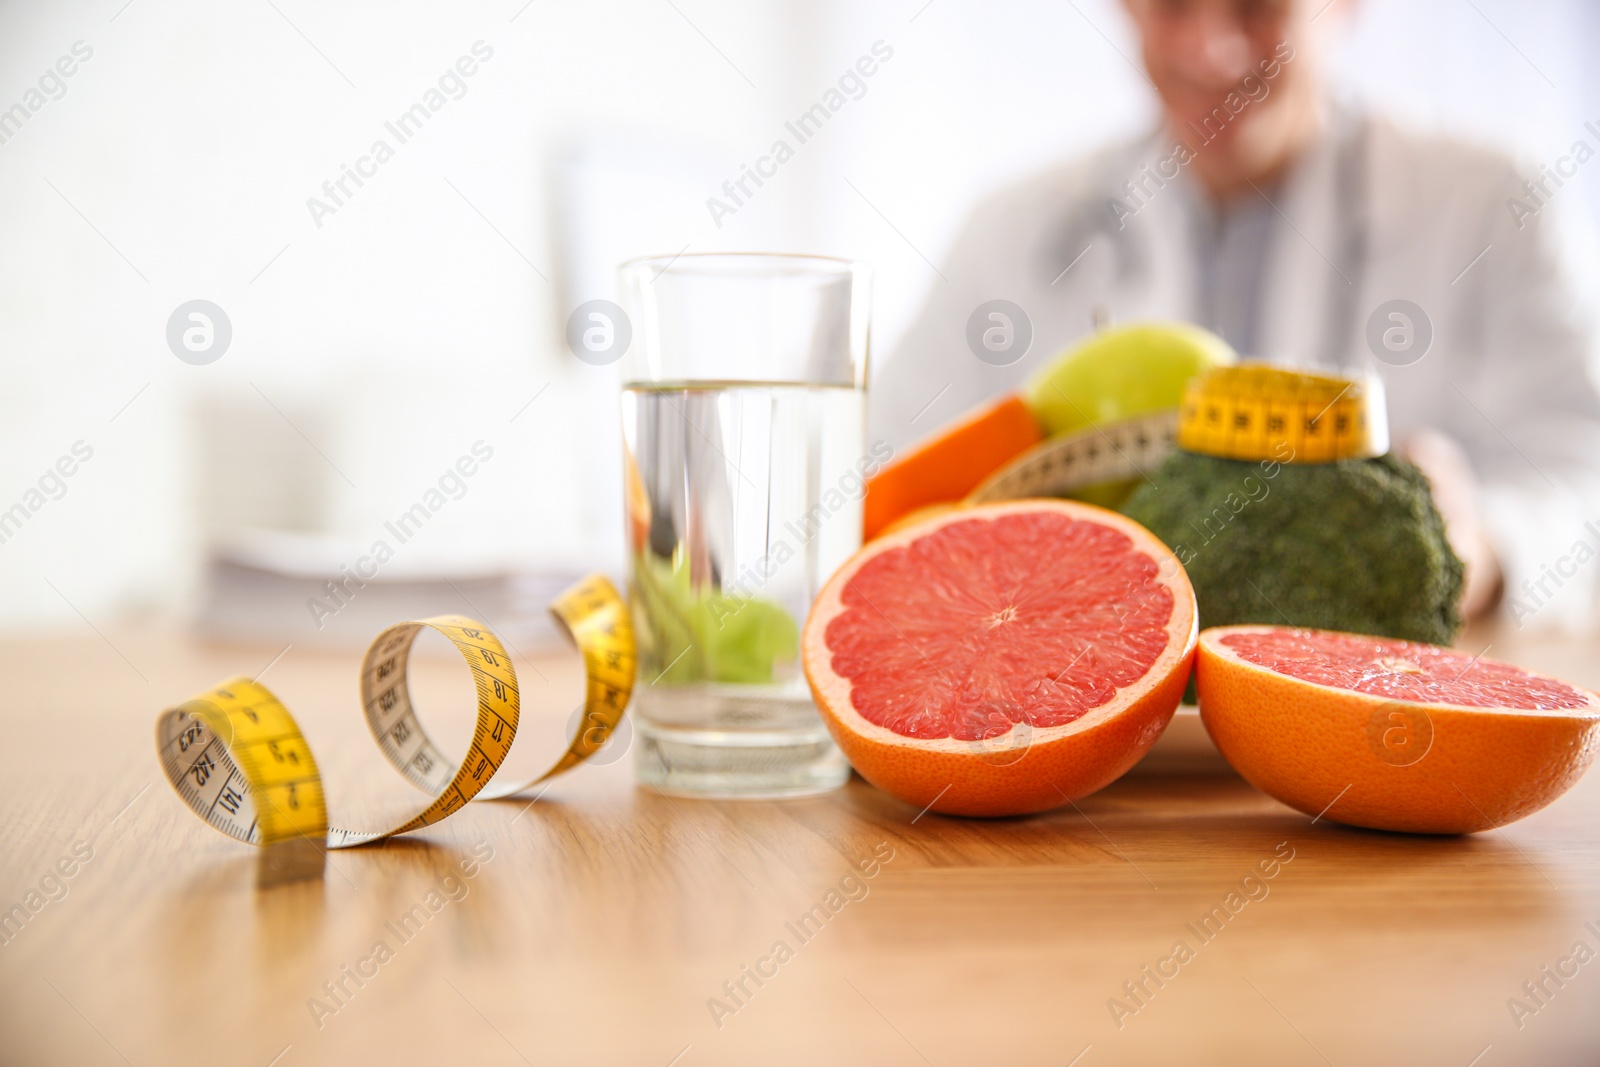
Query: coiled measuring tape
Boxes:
[
  {"xmin": 969, "ymin": 410, "xmax": 1179, "ymax": 502},
  {"xmin": 156, "ymin": 574, "xmax": 634, "ymax": 858},
  {"xmin": 970, "ymin": 365, "xmax": 1389, "ymax": 501},
  {"xmin": 1177, "ymin": 364, "xmax": 1388, "ymax": 463}
]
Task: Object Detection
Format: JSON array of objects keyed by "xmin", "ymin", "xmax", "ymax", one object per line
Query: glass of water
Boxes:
[{"xmin": 618, "ymin": 253, "xmax": 871, "ymax": 797}]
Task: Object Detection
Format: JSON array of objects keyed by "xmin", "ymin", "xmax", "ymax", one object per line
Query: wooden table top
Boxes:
[{"xmin": 3, "ymin": 620, "xmax": 1599, "ymax": 1067}]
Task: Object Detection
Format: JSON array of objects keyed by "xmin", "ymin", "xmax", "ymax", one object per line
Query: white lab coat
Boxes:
[{"xmin": 871, "ymin": 106, "xmax": 1600, "ymax": 633}]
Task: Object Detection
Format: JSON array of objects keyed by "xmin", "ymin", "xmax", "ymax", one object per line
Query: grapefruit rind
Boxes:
[
  {"xmin": 804, "ymin": 500, "xmax": 1198, "ymax": 817},
  {"xmin": 1196, "ymin": 625, "xmax": 1600, "ymax": 834}
]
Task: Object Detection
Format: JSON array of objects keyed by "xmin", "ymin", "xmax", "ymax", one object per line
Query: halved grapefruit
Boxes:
[
  {"xmin": 1197, "ymin": 625, "xmax": 1600, "ymax": 834},
  {"xmin": 803, "ymin": 499, "xmax": 1197, "ymax": 817}
]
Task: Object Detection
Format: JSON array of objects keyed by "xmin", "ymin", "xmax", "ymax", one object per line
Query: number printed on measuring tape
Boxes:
[{"xmin": 155, "ymin": 574, "xmax": 636, "ymax": 853}]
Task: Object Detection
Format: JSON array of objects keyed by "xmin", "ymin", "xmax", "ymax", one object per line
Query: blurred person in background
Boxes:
[{"xmin": 871, "ymin": 0, "xmax": 1600, "ymax": 629}]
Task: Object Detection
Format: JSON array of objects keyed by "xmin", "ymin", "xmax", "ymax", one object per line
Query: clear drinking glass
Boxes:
[{"xmin": 618, "ymin": 253, "xmax": 870, "ymax": 797}]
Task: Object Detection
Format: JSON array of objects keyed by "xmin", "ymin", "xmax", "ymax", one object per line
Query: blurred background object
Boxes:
[{"xmin": 1, "ymin": 0, "xmax": 1598, "ymax": 643}]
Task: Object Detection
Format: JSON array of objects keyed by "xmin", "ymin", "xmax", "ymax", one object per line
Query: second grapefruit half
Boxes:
[
  {"xmin": 1197, "ymin": 625, "xmax": 1600, "ymax": 833},
  {"xmin": 803, "ymin": 500, "xmax": 1197, "ymax": 817}
]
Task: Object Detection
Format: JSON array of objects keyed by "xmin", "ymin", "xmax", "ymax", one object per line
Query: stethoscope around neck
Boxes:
[{"xmin": 1047, "ymin": 117, "xmax": 1370, "ymax": 373}]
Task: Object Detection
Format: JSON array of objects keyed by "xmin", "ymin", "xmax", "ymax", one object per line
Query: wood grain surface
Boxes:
[{"xmin": 2, "ymin": 620, "xmax": 1599, "ymax": 1066}]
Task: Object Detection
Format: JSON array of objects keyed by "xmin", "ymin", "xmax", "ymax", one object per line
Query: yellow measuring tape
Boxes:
[
  {"xmin": 155, "ymin": 574, "xmax": 634, "ymax": 855},
  {"xmin": 969, "ymin": 365, "xmax": 1390, "ymax": 502},
  {"xmin": 1177, "ymin": 364, "xmax": 1388, "ymax": 463},
  {"xmin": 968, "ymin": 409, "xmax": 1180, "ymax": 502}
]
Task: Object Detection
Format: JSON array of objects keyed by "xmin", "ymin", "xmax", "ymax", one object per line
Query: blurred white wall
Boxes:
[{"xmin": 0, "ymin": 0, "xmax": 1595, "ymax": 632}]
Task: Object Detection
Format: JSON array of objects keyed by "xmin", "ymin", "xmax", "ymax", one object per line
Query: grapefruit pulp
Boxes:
[
  {"xmin": 1197, "ymin": 625, "xmax": 1600, "ymax": 834},
  {"xmin": 803, "ymin": 500, "xmax": 1197, "ymax": 816}
]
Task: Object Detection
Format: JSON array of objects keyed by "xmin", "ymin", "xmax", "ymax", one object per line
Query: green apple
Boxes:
[
  {"xmin": 1023, "ymin": 322, "xmax": 1237, "ymax": 436},
  {"xmin": 1020, "ymin": 322, "xmax": 1237, "ymax": 507},
  {"xmin": 630, "ymin": 552, "xmax": 798, "ymax": 686}
]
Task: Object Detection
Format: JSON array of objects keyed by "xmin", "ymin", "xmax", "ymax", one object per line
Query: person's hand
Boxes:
[{"xmin": 1401, "ymin": 428, "xmax": 1503, "ymax": 621}]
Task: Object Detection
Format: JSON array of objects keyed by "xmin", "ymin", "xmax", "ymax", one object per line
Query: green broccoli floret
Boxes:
[{"xmin": 1119, "ymin": 450, "xmax": 1463, "ymax": 651}]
